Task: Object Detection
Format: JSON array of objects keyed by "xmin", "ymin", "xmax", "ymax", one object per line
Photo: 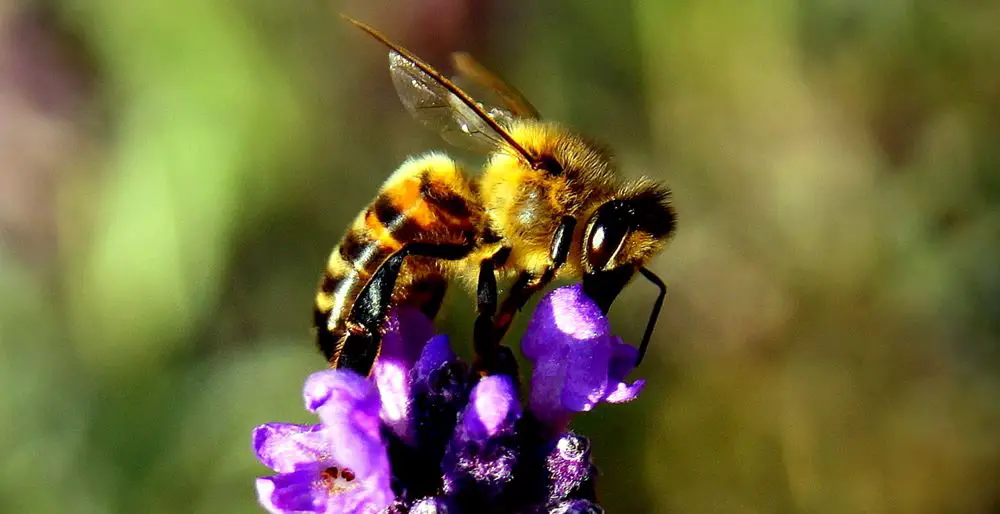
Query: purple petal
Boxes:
[
  {"xmin": 252, "ymin": 423, "xmax": 328, "ymax": 473},
  {"xmin": 373, "ymin": 307, "xmax": 438, "ymax": 438},
  {"xmin": 521, "ymin": 286, "xmax": 609, "ymax": 360},
  {"xmin": 415, "ymin": 335, "xmax": 457, "ymax": 381},
  {"xmin": 378, "ymin": 307, "xmax": 436, "ymax": 367},
  {"xmin": 603, "ymin": 379, "xmax": 645, "ymax": 403},
  {"xmin": 525, "ymin": 352, "xmax": 569, "ymax": 429},
  {"xmin": 256, "ymin": 469, "xmax": 329, "ymax": 514},
  {"xmin": 302, "ymin": 370, "xmax": 387, "ymax": 479},
  {"xmin": 373, "ymin": 358, "xmax": 411, "ymax": 441},
  {"xmin": 607, "ymin": 337, "xmax": 639, "ymax": 383},
  {"xmin": 522, "ymin": 285, "xmax": 645, "ymax": 430},
  {"xmin": 253, "ymin": 370, "xmax": 395, "ymax": 514},
  {"xmin": 316, "ymin": 413, "xmax": 386, "ymax": 480},
  {"xmin": 324, "ymin": 478, "xmax": 395, "ymax": 514},
  {"xmin": 256, "ymin": 466, "xmax": 394, "ymax": 514},
  {"xmin": 604, "ymin": 337, "xmax": 645, "ymax": 403},
  {"xmin": 561, "ymin": 336, "xmax": 614, "ymax": 412},
  {"xmin": 302, "ymin": 369, "xmax": 379, "ymax": 415},
  {"xmin": 410, "ymin": 337, "xmax": 471, "ymax": 456},
  {"xmin": 442, "ymin": 378, "xmax": 521, "ymax": 499},
  {"xmin": 462, "ymin": 375, "xmax": 521, "ymax": 440}
]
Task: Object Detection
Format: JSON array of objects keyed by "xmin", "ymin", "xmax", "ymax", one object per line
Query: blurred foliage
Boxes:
[{"xmin": 1, "ymin": 0, "xmax": 998, "ymax": 512}]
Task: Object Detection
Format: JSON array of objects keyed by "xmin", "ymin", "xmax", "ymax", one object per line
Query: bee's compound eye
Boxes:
[{"xmin": 586, "ymin": 202, "xmax": 631, "ymax": 271}]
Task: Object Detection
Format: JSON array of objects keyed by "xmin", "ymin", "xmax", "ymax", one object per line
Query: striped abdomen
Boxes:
[{"xmin": 314, "ymin": 153, "xmax": 482, "ymax": 367}]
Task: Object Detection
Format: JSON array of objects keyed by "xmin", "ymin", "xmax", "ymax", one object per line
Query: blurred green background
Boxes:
[{"xmin": 2, "ymin": 0, "xmax": 999, "ymax": 512}]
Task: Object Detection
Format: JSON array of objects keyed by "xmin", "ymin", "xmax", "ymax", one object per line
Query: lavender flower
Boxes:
[
  {"xmin": 521, "ymin": 285, "xmax": 645, "ymax": 433},
  {"xmin": 252, "ymin": 285, "xmax": 645, "ymax": 513},
  {"xmin": 253, "ymin": 371, "xmax": 393, "ymax": 513}
]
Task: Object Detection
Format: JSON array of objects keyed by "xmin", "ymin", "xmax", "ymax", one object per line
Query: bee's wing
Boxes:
[
  {"xmin": 389, "ymin": 51, "xmax": 514, "ymax": 154},
  {"xmin": 344, "ymin": 15, "xmax": 535, "ymax": 161},
  {"xmin": 450, "ymin": 52, "xmax": 540, "ymax": 120}
]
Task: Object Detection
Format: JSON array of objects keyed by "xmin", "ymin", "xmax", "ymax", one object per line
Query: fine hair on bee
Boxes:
[{"xmin": 313, "ymin": 16, "xmax": 677, "ymax": 378}]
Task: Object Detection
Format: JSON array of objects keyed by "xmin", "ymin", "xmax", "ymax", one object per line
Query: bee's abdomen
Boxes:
[{"xmin": 314, "ymin": 154, "xmax": 481, "ymax": 365}]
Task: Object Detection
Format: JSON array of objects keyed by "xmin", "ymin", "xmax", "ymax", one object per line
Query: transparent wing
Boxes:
[
  {"xmin": 388, "ymin": 50, "xmax": 515, "ymax": 154},
  {"xmin": 451, "ymin": 52, "xmax": 540, "ymax": 120}
]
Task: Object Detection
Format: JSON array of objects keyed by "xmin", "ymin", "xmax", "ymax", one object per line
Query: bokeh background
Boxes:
[{"xmin": 2, "ymin": 0, "xmax": 999, "ymax": 512}]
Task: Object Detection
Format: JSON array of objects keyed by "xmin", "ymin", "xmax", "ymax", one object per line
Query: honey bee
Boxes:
[{"xmin": 314, "ymin": 16, "xmax": 677, "ymax": 377}]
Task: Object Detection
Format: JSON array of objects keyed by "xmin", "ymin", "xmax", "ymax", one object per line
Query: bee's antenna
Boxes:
[{"xmin": 636, "ymin": 266, "xmax": 666, "ymax": 367}]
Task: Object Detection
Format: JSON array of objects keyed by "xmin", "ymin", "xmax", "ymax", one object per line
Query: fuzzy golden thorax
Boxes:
[
  {"xmin": 476, "ymin": 121, "xmax": 612, "ymax": 276},
  {"xmin": 478, "ymin": 121, "xmax": 675, "ymax": 278}
]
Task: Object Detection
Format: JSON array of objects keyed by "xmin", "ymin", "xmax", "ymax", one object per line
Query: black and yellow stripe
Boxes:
[{"xmin": 313, "ymin": 154, "xmax": 481, "ymax": 368}]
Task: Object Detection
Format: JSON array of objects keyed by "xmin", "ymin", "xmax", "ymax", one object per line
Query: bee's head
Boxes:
[{"xmin": 582, "ymin": 180, "xmax": 676, "ymax": 275}]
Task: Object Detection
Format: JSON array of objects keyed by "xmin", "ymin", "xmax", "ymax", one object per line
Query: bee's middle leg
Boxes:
[{"xmin": 472, "ymin": 247, "xmax": 513, "ymax": 375}]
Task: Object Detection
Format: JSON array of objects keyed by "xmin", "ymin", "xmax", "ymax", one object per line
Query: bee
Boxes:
[{"xmin": 314, "ymin": 16, "xmax": 677, "ymax": 377}]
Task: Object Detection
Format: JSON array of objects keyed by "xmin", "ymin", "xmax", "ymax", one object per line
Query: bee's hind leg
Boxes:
[{"xmin": 337, "ymin": 240, "xmax": 474, "ymax": 377}]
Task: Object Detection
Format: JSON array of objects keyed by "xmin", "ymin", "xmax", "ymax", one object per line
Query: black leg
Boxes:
[
  {"xmin": 473, "ymin": 248, "xmax": 507, "ymax": 356},
  {"xmin": 472, "ymin": 247, "xmax": 512, "ymax": 374},
  {"xmin": 335, "ymin": 240, "xmax": 474, "ymax": 376},
  {"xmin": 490, "ymin": 216, "xmax": 576, "ymax": 343},
  {"xmin": 635, "ymin": 267, "xmax": 666, "ymax": 367},
  {"xmin": 581, "ymin": 265, "xmax": 666, "ymax": 368},
  {"xmin": 490, "ymin": 216, "xmax": 576, "ymax": 342},
  {"xmin": 493, "ymin": 271, "xmax": 541, "ymax": 342},
  {"xmin": 336, "ymin": 252, "xmax": 407, "ymax": 375},
  {"xmin": 549, "ymin": 216, "xmax": 576, "ymax": 266}
]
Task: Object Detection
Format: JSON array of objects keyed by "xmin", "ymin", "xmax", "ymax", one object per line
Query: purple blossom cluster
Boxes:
[{"xmin": 252, "ymin": 285, "xmax": 645, "ymax": 514}]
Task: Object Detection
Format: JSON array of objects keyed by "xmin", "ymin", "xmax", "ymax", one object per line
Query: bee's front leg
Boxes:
[
  {"xmin": 582, "ymin": 265, "xmax": 668, "ymax": 368},
  {"xmin": 490, "ymin": 215, "xmax": 578, "ymax": 344}
]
